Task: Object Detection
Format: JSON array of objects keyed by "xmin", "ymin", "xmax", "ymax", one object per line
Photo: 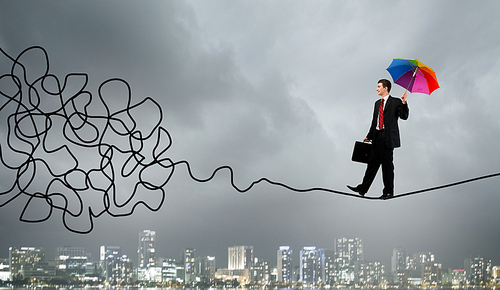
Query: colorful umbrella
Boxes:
[{"xmin": 386, "ymin": 58, "xmax": 439, "ymax": 95}]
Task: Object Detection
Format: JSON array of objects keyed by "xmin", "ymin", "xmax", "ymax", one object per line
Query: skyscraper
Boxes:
[
  {"xmin": 161, "ymin": 258, "xmax": 177, "ymax": 282},
  {"xmin": 391, "ymin": 247, "xmax": 407, "ymax": 283},
  {"xmin": 138, "ymin": 230, "xmax": 156, "ymax": 269},
  {"xmin": 9, "ymin": 247, "xmax": 45, "ymax": 280},
  {"xmin": 277, "ymin": 246, "xmax": 293, "ymax": 283},
  {"xmin": 409, "ymin": 252, "xmax": 435, "ymax": 271},
  {"xmin": 334, "ymin": 237, "xmax": 363, "ymax": 284},
  {"xmin": 300, "ymin": 247, "xmax": 317, "ymax": 284},
  {"xmin": 251, "ymin": 257, "xmax": 270, "ymax": 284},
  {"xmin": 335, "ymin": 237, "xmax": 363, "ymax": 266},
  {"xmin": 317, "ymin": 248, "xmax": 334, "ymax": 284},
  {"xmin": 465, "ymin": 256, "xmax": 492, "ymax": 284},
  {"xmin": 195, "ymin": 256, "xmax": 216, "ymax": 282},
  {"xmin": 228, "ymin": 246, "xmax": 253, "ymax": 271},
  {"xmin": 184, "ymin": 248, "xmax": 195, "ymax": 283},
  {"xmin": 0, "ymin": 258, "xmax": 9, "ymax": 281},
  {"xmin": 100, "ymin": 246, "xmax": 123, "ymax": 283},
  {"xmin": 206, "ymin": 256, "xmax": 216, "ymax": 280},
  {"xmin": 55, "ymin": 246, "xmax": 87, "ymax": 275},
  {"xmin": 100, "ymin": 245, "xmax": 121, "ymax": 261}
]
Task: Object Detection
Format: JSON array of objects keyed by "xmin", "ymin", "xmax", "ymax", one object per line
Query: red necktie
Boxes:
[{"xmin": 378, "ymin": 98, "xmax": 384, "ymax": 130}]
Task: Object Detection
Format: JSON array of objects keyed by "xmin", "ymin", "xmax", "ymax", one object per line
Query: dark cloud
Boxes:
[{"xmin": 1, "ymin": 0, "xmax": 500, "ymax": 272}]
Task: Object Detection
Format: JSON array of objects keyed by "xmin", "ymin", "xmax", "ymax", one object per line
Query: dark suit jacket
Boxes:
[{"xmin": 366, "ymin": 95, "xmax": 409, "ymax": 149}]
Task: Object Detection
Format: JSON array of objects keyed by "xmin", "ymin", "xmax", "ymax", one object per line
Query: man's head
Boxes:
[{"xmin": 377, "ymin": 79, "xmax": 391, "ymax": 97}]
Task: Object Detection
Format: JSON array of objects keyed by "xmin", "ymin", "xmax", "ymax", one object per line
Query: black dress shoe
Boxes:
[
  {"xmin": 347, "ymin": 185, "xmax": 366, "ymax": 196},
  {"xmin": 380, "ymin": 194, "xmax": 394, "ymax": 200}
]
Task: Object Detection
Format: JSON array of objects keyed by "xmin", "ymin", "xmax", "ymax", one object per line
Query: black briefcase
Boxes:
[{"xmin": 351, "ymin": 141, "xmax": 372, "ymax": 164}]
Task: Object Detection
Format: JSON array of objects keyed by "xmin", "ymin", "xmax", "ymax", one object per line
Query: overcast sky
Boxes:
[{"xmin": 1, "ymin": 1, "xmax": 500, "ymax": 271}]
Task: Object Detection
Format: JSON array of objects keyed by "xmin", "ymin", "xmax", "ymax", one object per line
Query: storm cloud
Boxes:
[{"xmin": 1, "ymin": 1, "xmax": 500, "ymax": 270}]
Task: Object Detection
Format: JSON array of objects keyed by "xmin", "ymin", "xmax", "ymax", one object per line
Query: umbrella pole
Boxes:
[{"xmin": 404, "ymin": 68, "xmax": 418, "ymax": 93}]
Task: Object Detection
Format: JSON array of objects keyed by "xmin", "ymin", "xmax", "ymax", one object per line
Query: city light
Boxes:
[{"xmin": 2, "ymin": 234, "xmax": 497, "ymax": 288}]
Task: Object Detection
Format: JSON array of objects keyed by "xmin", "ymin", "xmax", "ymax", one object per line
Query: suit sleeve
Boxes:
[{"xmin": 398, "ymin": 101, "xmax": 409, "ymax": 120}]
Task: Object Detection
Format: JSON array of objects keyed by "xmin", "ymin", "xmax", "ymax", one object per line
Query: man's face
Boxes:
[{"xmin": 377, "ymin": 82, "xmax": 388, "ymax": 97}]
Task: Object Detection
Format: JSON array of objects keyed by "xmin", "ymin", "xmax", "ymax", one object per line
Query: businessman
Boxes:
[{"xmin": 348, "ymin": 79, "xmax": 409, "ymax": 199}]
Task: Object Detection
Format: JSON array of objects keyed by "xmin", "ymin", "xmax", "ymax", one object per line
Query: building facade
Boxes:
[
  {"xmin": 0, "ymin": 258, "xmax": 10, "ymax": 281},
  {"xmin": 194, "ymin": 255, "xmax": 216, "ymax": 283},
  {"xmin": 334, "ymin": 237, "xmax": 363, "ymax": 285},
  {"xmin": 251, "ymin": 257, "xmax": 269, "ymax": 284},
  {"xmin": 465, "ymin": 256, "xmax": 492, "ymax": 285},
  {"xmin": 184, "ymin": 248, "xmax": 195, "ymax": 283},
  {"xmin": 317, "ymin": 248, "xmax": 334, "ymax": 284},
  {"xmin": 300, "ymin": 247, "xmax": 317, "ymax": 285},
  {"xmin": 277, "ymin": 246, "xmax": 292, "ymax": 283},
  {"xmin": 55, "ymin": 246, "xmax": 87, "ymax": 276},
  {"xmin": 391, "ymin": 247, "xmax": 407, "ymax": 283},
  {"xmin": 228, "ymin": 246, "xmax": 253, "ymax": 272},
  {"xmin": 138, "ymin": 230, "xmax": 156, "ymax": 269},
  {"xmin": 9, "ymin": 247, "xmax": 46, "ymax": 280}
]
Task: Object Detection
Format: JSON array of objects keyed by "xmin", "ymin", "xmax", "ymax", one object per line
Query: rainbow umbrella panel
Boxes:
[{"xmin": 386, "ymin": 58, "xmax": 439, "ymax": 95}]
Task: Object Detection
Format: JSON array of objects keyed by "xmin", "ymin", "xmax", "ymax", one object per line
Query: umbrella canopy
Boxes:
[{"xmin": 386, "ymin": 58, "xmax": 439, "ymax": 95}]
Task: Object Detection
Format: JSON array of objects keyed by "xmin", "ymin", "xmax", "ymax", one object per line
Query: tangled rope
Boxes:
[
  {"xmin": 0, "ymin": 46, "xmax": 498, "ymax": 233},
  {"xmin": 1, "ymin": 46, "xmax": 173, "ymax": 233}
]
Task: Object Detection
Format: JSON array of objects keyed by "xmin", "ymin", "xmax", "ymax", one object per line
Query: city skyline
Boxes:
[
  {"xmin": 1, "ymin": 1, "xmax": 500, "ymax": 282},
  {"xmin": 3, "ymin": 233, "xmax": 497, "ymax": 287},
  {"xmin": 1, "ymin": 234, "xmax": 495, "ymax": 271}
]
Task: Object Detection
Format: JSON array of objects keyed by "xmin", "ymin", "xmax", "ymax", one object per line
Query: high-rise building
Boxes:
[
  {"xmin": 335, "ymin": 237, "xmax": 363, "ymax": 267},
  {"xmin": 277, "ymin": 246, "xmax": 293, "ymax": 283},
  {"xmin": 99, "ymin": 246, "xmax": 132, "ymax": 283},
  {"xmin": 361, "ymin": 261, "xmax": 384, "ymax": 286},
  {"xmin": 408, "ymin": 252, "xmax": 435, "ymax": 271},
  {"xmin": 194, "ymin": 256, "xmax": 216, "ymax": 283},
  {"xmin": 0, "ymin": 258, "xmax": 9, "ymax": 281},
  {"xmin": 492, "ymin": 266, "xmax": 500, "ymax": 282},
  {"xmin": 422, "ymin": 262, "xmax": 442, "ymax": 285},
  {"xmin": 445, "ymin": 268, "xmax": 466, "ymax": 285},
  {"xmin": 300, "ymin": 247, "xmax": 317, "ymax": 284},
  {"xmin": 103, "ymin": 254, "xmax": 133, "ymax": 284},
  {"xmin": 251, "ymin": 257, "xmax": 269, "ymax": 284},
  {"xmin": 317, "ymin": 248, "xmax": 334, "ymax": 284},
  {"xmin": 118, "ymin": 255, "xmax": 134, "ymax": 284},
  {"xmin": 228, "ymin": 246, "xmax": 253, "ymax": 271},
  {"xmin": 298, "ymin": 247, "xmax": 334, "ymax": 285},
  {"xmin": 391, "ymin": 247, "xmax": 407, "ymax": 283},
  {"xmin": 206, "ymin": 256, "xmax": 216, "ymax": 281},
  {"xmin": 138, "ymin": 230, "xmax": 156, "ymax": 269},
  {"xmin": 55, "ymin": 246, "xmax": 87, "ymax": 275},
  {"xmin": 100, "ymin": 245, "xmax": 121, "ymax": 261},
  {"xmin": 406, "ymin": 252, "xmax": 435, "ymax": 284},
  {"xmin": 56, "ymin": 246, "xmax": 85, "ymax": 259},
  {"xmin": 465, "ymin": 256, "xmax": 492, "ymax": 284},
  {"xmin": 334, "ymin": 237, "xmax": 363, "ymax": 285},
  {"xmin": 324, "ymin": 249, "xmax": 335, "ymax": 284},
  {"xmin": 161, "ymin": 258, "xmax": 177, "ymax": 282},
  {"xmin": 184, "ymin": 248, "xmax": 195, "ymax": 283},
  {"xmin": 9, "ymin": 247, "xmax": 45, "ymax": 280}
]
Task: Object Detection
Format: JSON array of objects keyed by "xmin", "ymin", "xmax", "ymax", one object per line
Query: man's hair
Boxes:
[{"xmin": 378, "ymin": 79, "xmax": 391, "ymax": 93}]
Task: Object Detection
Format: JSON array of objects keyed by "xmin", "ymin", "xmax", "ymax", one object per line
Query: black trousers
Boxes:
[{"xmin": 359, "ymin": 130, "xmax": 394, "ymax": 195}]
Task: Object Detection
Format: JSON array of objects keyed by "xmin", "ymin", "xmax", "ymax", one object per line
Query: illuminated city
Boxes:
[{"xmin": 1, "ymin": 231, "xmax": 498, "ymax": 288}]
